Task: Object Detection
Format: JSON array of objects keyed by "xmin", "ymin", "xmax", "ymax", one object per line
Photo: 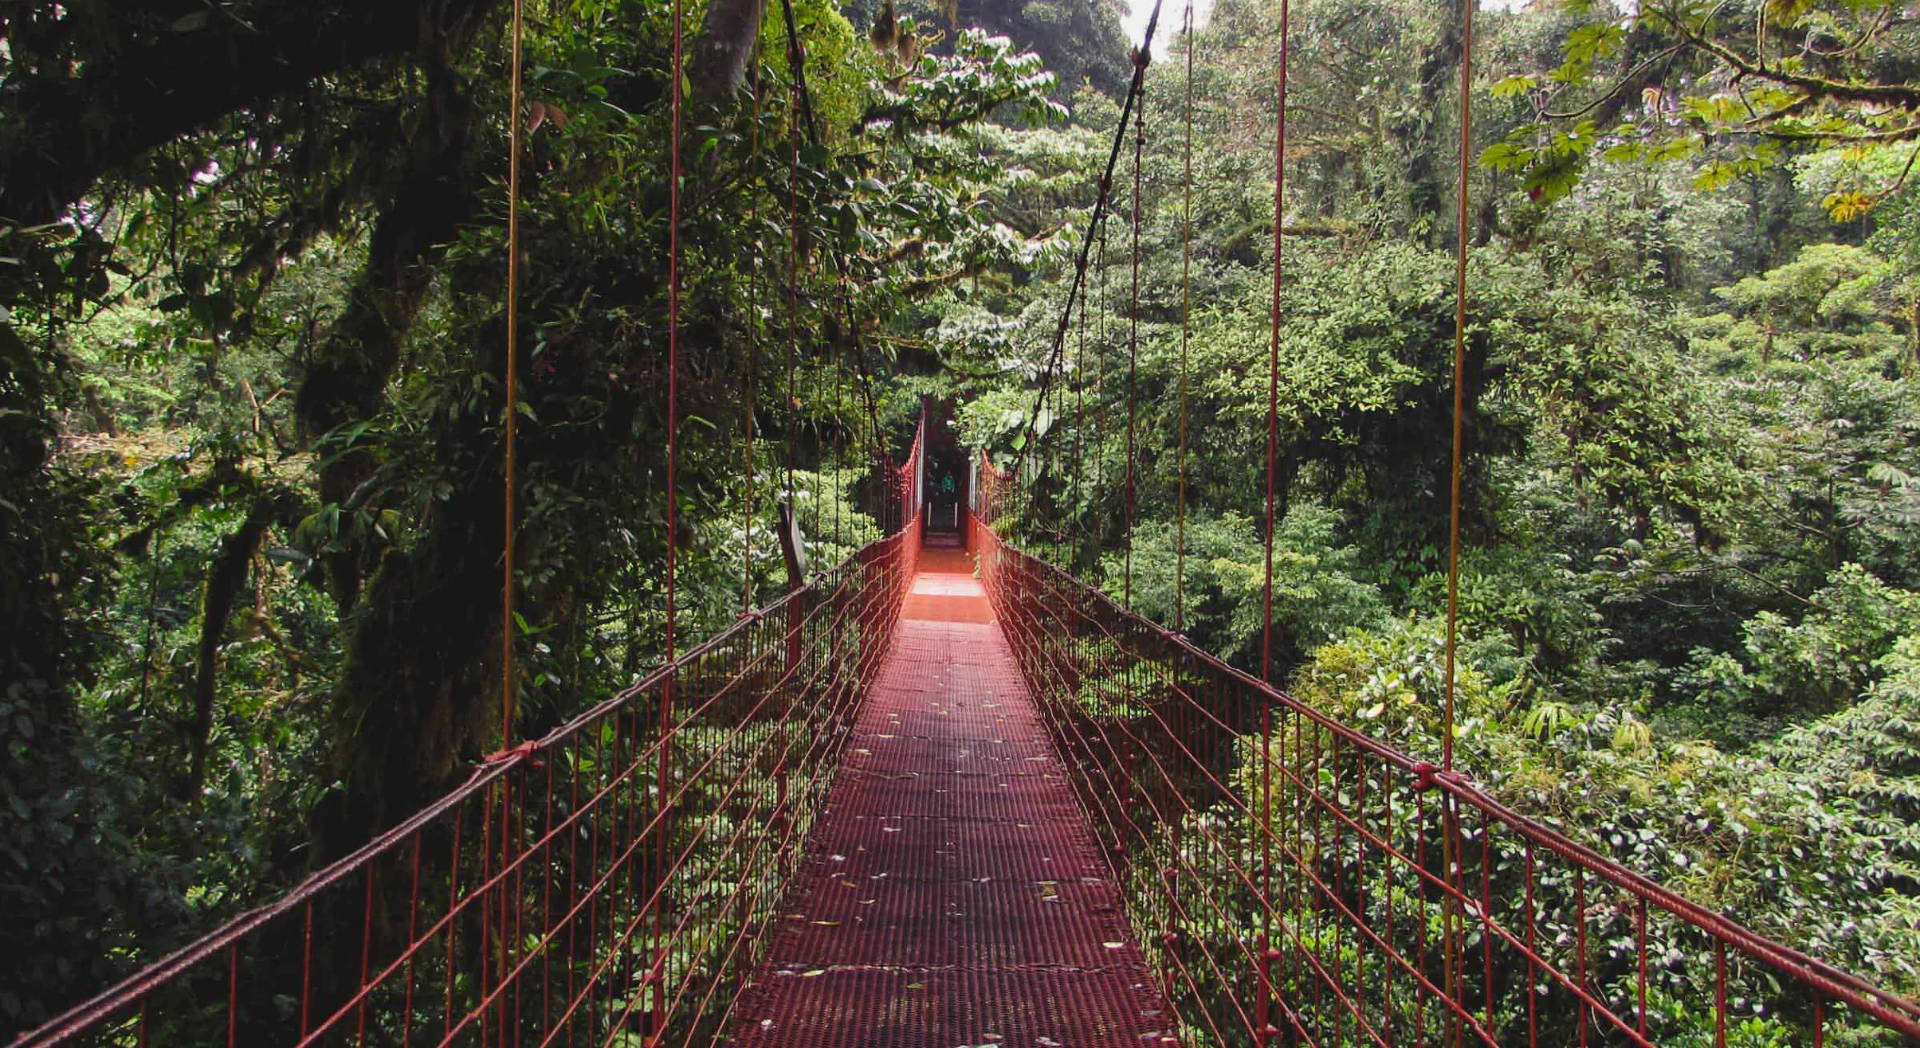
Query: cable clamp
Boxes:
[
  {"xmin": 484, "ymin": 739, "xmax": 544, "ymax": 768},
  {"xmin": 1412, "ymin": 760, "xmax": 1440, "ymax": 791}
]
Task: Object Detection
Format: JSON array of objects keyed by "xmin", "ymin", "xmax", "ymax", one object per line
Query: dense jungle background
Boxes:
[{"xmin": 5, "ymin": 0, "xmax": 1920, "ymax": 1041}]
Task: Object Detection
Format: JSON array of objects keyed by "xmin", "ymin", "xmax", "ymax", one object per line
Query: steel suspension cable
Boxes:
[
  {"xmin": 786, "ymin": 33, "xmax": 801, "ymax": 516},
  {"xmin": 1052, "ymin": 316, "xmax": 1067, "ymax": 560},
  {"xmin": 1073, "ymin": 258, "xmax": 1089, "ymax": 568},
  {"xmin": 1175, "ymin": 0, "xmax": 1194, "ymax": 634},
  {"xmin": 1122, "ymin": 68, "xmax": 1144, "ymax": 610},
  {"xmin": 1058, "ymin": 337, "xmax": 1070, "ymax": 559},
  {"xmin": 502, "ymin": 0, "xmax": 525, "ymax": 746},
  {"xmin": 1004, "ymin": 0, "xmax": 1162, "ymax": 489},
  {"xmin": 744, "ymin": 60, "xmax": 764, "ymax": 613},
  {"xmin": 745, "ymin": 336, "xmax": 758, "ymax": 607},
  {"xmin": 1259, "ymin": 0, "xmax": 1290, "ymax": 1035},
  {"xmin": 667, "ymin": 0, "xmax": 685, "ymax": 662},
  {"xmin": 655, "ymin": 0, "xmax": 686, "ymax": 1025},
  {"xmin": 834, "ymin": 353, "xmax": 845, "ymax": 550},
  {"xmin": 1044, "ymin": 252, "xmax": 1071, "ymax": 561},
  {"xmin": 1443, "ymin": 0, "xmax": 1477, "ymax": 776},
  {"xmin": 815, "ymin": 370, "xmax": 829, "ymax": 543},
  {"xmin": 1261, "ymin": 8, "xmax": 1289, "ymax": 695},
  {"xmin": 842, "ymin": 300, "xmax": 893, "ymax": 482},
  {"xmin": 1093, "ymin": 219, "xmax": 1110, "ymax": 578},
  {"xmin": 1441, "ymin": 8, "xmax": 1477, "ymax": 1037},
  {"xmin": 495, "ymin": 5, "xmax": 526, "ymax": 1041}
]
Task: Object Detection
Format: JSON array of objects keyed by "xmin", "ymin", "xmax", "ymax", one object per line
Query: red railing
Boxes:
[
  {"xmin": 17, "ymin": 512, "xmax": 922, "ymax": 1048},
  {"xmin": 969, "ymin": 512, "xmax": 1920, "ymax": 1048},
  {"xmin": 898, "ymin": 412, "xmax": 926, "ymax": 530}
]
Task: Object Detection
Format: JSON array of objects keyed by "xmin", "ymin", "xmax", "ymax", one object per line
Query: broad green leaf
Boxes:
[
  {"xmin": 1491, "ymin": 74, "xmax": 1538, "ymax": 100},
  {"xmin": 1480, "ymin": 141, "xmax": 1535, "ymax": 173}
]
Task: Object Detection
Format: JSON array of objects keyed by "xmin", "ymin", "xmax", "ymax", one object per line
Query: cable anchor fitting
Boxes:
[{"xmin": 483, "ymin": 739, "xmax": 545, "ymax": 768}]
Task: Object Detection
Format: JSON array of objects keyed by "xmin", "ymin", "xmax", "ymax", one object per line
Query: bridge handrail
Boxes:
[
  {"xmin": 972, "ymin": 514, "xmax": 1920, "ymax": 1043},
  {"xmin": 12, "ymin": 524, "xmax": 919, "ymax": 1048}
]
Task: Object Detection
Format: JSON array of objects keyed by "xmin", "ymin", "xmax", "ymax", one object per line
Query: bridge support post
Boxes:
[
  {"xmin": 779, "ymin": 500, "xmax": 806, "ymax": 682},
  {"xmin": 775, "ymin": 769, "xmax": 790, "ymax": 845},
  {"xmin": 1160, "ymin": 847, "xmax": 1178, "ymax": 1008},
  {"xmin": 785, "ymin": 600, "xmax": 803, "ymax": 684},
  {"xmin": 645, "ymin": 672, "xmax": 675, "ymax": 1045},
  {"xmin": 1257, "ymin": 932, "xmax": 1273, "ymax": 1043}
]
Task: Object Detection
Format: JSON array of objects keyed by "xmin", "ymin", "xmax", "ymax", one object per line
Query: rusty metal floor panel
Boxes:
[{"xmin": 728, "ymin": 543, "xmax": 1175, "ymax": 1047}]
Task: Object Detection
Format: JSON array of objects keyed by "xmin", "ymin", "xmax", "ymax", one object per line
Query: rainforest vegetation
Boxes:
[{"xmin": 4, "ymin": 0, "xmax": 1920, "ymax": 1041}]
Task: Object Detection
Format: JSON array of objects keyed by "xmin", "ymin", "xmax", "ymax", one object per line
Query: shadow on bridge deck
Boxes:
[{"xmin": 728, "ymin": 535, "xmax": 1177, "ymax": 1046}]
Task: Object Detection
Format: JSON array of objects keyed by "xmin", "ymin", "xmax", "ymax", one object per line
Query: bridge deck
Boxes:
[{"xmin": 729, "ymin": 536, "xmax": 1176, "ymax": 1046}]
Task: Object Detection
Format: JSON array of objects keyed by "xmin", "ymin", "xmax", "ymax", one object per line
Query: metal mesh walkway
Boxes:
[{"xmin": 728, "ymin": 535, "xmax": 1177, "ymax": 1046}]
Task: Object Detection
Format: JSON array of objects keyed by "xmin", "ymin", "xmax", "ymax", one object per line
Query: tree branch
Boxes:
[
  {"xmin": 0, "ymin": 0, "xmax": 501, "ymax": 230},
  {"xmin": 1663, "ymin": 10, "xmax": 1920, "ymax": 111}
]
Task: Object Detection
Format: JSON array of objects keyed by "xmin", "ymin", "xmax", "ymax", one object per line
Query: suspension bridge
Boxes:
[
  {"xmin": 18, "ymin": 436, "xmax": 1920, "ymax": 1047},
  {"xmin": 14, "ymin": 0, "xmax": 1920, "ymax": 1043}
]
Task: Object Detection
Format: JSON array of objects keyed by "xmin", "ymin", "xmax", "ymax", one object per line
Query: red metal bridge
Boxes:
[{"xmin": 14, "ymin": 0, "xmax": 1920, "ymax": 1044}]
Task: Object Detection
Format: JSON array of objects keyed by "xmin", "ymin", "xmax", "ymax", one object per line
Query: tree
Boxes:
[
  {"xmin": 0, "ymin": 0, "xmax": 1069, "ymax": 1030},
  {"xmin": 1485, "ymin": 1, "xmax": 1920, "ymax": 208}
]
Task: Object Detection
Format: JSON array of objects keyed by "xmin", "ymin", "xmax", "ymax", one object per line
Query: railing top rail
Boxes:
[{"xmin": 12, "ymin": 751, "xmax": 520, "ymax": 1048}]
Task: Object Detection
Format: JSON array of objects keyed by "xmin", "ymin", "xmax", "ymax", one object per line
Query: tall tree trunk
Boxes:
[
  {"xmin": 0, "ymin": 1, "xmax": 498, "ymax": 1031},
  {"xmin": 187, "ymin": 487, "xmax": 304, "ymax": 796},
  {"xmin": 0, "ymin": 327, "xmax": 132, "ymax": 1039},
  {"xmin": 310, "ymin": 334, "xmax": 511, "ymax": 863},
  {"xmin": 1905, "ymin": 293, "xmax": 1918, "ymax": 375},
  {"xmin": 0, "ymin": 0, "xmax": 500, "ymax": 232},
  {"xmin": 692, "ymin": 0, "xmax": 772, "ymax": 102},
  {"xmin": 295, "ymin": 64, "xmax": 484, "ymax": 611},
  {"xmin": 1388, "ymin": 7, "xmax": 1462, "ymax": 247}
]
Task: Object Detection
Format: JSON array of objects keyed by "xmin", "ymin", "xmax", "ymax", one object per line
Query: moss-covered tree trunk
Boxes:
[
  {"xmin": 310, "ymin": 449, "xmax": 510, "ymax": 860},
  {"xmin": 295, "ymin": 64, "xmax": 485, "ymax": 611}
]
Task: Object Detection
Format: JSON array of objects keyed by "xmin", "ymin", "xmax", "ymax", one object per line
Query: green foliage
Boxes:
[
  {"xmin": 1717, "ymin": 243, "xmax": 1898, "ymax": 344},
  {"xmin": 11, "ymin": 0, "xmax": 1920, "ymax": 1031},
  {"xmin": 1771, "ymin": 634, "xmax": 1920, "ymax": 895},
  {"xmin": 1489, "ymin": 0, "xmax": 1920, "ymax": 200},
  {"xmin": 843, "ymin": 0, "xmax": 1130, "ymax": 99},
  {"xmin": 1289, "ymin": 616, "xmax": 1504, "ymax": 756},
  {"xmin": 973, "ymin": 3, "xmax": 1920, "ymax": 1022},
  {"xmin": 0, "ymin": 0, "xmax": 1077, "ymax": 1028},
  {"xmin": 1677, "ymin": 565, "xmax": 1920, "ymax": 739},
  {"xmin": 1486, "ymin": 277, "xmax": 1747, "ymax": 546},
  {"xmin": 1285, "ymin": 614, "xmax": 1920, "ymax": 1009},
  {"xmin": 1114, "ymin": 505, "xmax": 1387, "ymax": 671}
]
